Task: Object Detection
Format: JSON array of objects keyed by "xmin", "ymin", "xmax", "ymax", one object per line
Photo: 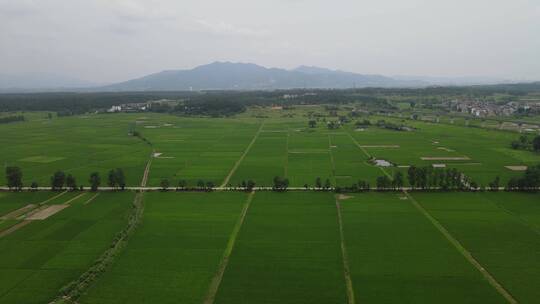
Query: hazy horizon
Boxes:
[{"xmin": 1, "ymin": 0, "xmax": 539, "ymax": 84}]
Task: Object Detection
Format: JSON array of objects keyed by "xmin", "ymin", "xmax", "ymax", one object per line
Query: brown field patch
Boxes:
[
  {"xmin": 337, "ymin": 194, "xmax": 353, "ymax": 200},
  {"xmin": 26, "ymin": 204, "xmax": 69, "ymax": 220},
  {"xmin": 505, "ymin": 165, "xmax": 528, "ymax": 171},
  {"xmin": 421, "ymin": 157, "xmax": 470, "ymax": 161},
  {"xmin": 360, "ymin": 145, "xmax": 400, "ymax": 148}
]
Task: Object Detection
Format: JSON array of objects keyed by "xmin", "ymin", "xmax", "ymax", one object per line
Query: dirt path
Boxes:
[
  {"xmin": 220, "ymin": 122, "xmax": 265, "ymax": 187},
  {"xmin": 404, "ymin": 191, "xmax": 517, "ymax": 304},
  {"xmin": 52, "ymin": 153, "xmax": 153, "ymax": 304},
  {"xmin": 140, "ymin": 150, "xmax": 154, "ymax": 187},
  {"xmin": 203, "ymin": 191, "xmax": 255, "ymax": 304},
  {"xmin": 335, "ymin": 198, "xmax": 356, "ymax": 304}
]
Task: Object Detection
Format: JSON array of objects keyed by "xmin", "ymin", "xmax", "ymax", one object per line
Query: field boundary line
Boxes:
[
  {"xmin": 52, "ymin": 192, "xmax": 145, "ymax": 303},
  {"xmin": 51, "ymin": 152, "xmax": 153, "ymax": 303},
  {"xmin": 83, "ymin": 193, "xmax": 100, "ymax": 205},
  {"xmin": 40, "ymin": 191, "xmax": 68, "ymax": 205},
  {"xmin": 140, "ymin": 150, "xmax": 154, "ymax": 187},
  {"xmin": 488, "ymin": 197, "xmax": 540, "ymax": 237},
  {"xmin": 404, "ymin": 191, "xmax": 517, "ymax": 304},
  {"xmin": 335, "ymin": 197, "xmax": 356, "ymax": 304},
  {"xmin": 346, "ymin": 132, "xmax": 392, "ymax": 179},
  {"xmin": 0, "ymin": 220, "xmax": 31, "ymax": 238},
  {"xmin": 220, "ymin": 121, "xmax": 265, "ymax": 187},
  {"xmin": 63, "ymin": 192, "xmax": 88, "ymax": 205},
  {"xmin": 203, "ymin": 191, "xmax": 255, "ymax": 304}
]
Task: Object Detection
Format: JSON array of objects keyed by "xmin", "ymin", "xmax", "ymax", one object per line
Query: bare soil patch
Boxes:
[
  {"xmin": 360, "ymin": 145, "xmax": 400, "ymax": 148},
  {"xmin": 26, "ymin": 204, "xmax": 69, "ymax": 220},
  {"xmin": 437, "ymin": 147, "xmax": 454, "ymax": 152},
  {"xmin": 505, "ymin": 165, "xmax": 528, "ymax": 171},
  {"xmin": 421, "ymin": 157, "xmax": 470, "ymax": 161},
  {"xmin": 337, "ymin": 194, "xmax": 353, "ymax": 200}
]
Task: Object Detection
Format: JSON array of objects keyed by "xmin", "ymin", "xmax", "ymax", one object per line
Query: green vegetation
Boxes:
[
  {"xmin": 414, "ymin": 192, "xmax": 540, "ymax": 303},
  {"xmin": 79, "ymin": 192, "xmax": 247, "ymax": 304},
  {"xmin": 0, "ymin": 92, "xmax": 539, "ymax": 303},
  {"xmin": 340, "ymin": 193, "xmax": 506, "ymax": 303},
  {"xmin": 215, "ymin": 192, "xmax": 347, "ymax": 303},
  {"xmin": 0, "ymin": 192, "xmax": 133, "ymax": 304}
]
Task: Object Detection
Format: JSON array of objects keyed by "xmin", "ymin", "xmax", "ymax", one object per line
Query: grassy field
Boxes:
[
  {"xmin": 214, "ymin": 192, "xmax": 347, "ymax": 304},
  {"xmin": 0, "ymin": 192, "xmax": 133, "ymax": 304},
  {"xmin": 79, "ymin": 192, "xmax": 247, "ymax": 304}
]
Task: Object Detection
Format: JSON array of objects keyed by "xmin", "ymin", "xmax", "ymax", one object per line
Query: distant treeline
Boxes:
[
  {"xmin": 1, "ymin": 82, "xmax": 539, "ymax": 116},
  {"xmin": 0, "ymin": 115, "xmax": 24, "ymax": 124}
]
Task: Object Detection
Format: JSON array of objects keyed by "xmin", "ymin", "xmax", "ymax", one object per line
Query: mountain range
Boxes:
[{"xmin": 0, "ymin": 62, "xmax": 523, "ymax": 92}]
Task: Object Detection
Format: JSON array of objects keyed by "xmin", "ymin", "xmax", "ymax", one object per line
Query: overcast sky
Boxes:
[{"xmin": 1, "ymin": 0, "xmax": 539, "ymax": 83}]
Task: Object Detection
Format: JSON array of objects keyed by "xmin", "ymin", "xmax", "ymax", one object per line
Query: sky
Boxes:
[{"xmin": 1, "ymin": 0, "xmax": 539, "ymax": 84}]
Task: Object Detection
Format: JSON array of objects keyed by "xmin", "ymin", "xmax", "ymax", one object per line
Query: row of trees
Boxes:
[
  {"xmin": 5, "ymin": 167, "xmax": 124, "ymax": 192},
  {"xmin": 5, "ymin": 166, "xmax": 540, "ymax": 192}
]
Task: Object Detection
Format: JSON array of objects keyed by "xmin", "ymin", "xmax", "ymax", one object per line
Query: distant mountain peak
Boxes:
[
  {"xmin": 98, "ymin": 61, "xmax": 424, "ymax": 91},
  {"xmin": 293, "ymin": 65, "xmax": 339, "ymax": 75}
]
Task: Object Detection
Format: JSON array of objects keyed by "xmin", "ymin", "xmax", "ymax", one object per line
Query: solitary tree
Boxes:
[
  {"xmin": 177, "ymin": 179, "xmax": 187, "ymax": 191},
  {"xmin": 376, "ymin": 176, "xmax": 391, "ymax": 190},
  {"xmin": 160, "ymin": 179, "xmax": 170, "ymax": 191},
  {"xmin": 272, "ymin": 176, "xmax": 289, "ymax": 192},
  {"xmin": 116, "ymin": 168, "xmax": 126, "ymax": 190},
  {"xmin": 308, "ymin": 120, "xmax": 317, "ymax": 128},
  {"xmin": 66, "ymin": 174, "xmax": 77, "ymax": 191},
  {"xmin": 30, "ymin": 181, "xmax": 38, "ymax": 191},
  {"xmin": 324, "ymin": 178, "xmax": 332, "ymax": 191},
  {"xmin": 50, "ymin": 170, "xmax": 66, "ymax": 191},
  {"xmin": 5, "ymin": 166, "xmax": 23, "ymax": 191},
  {"xmin": 89, "ymin": 172, "xmax": 101, "ymax": 191},
  {"xmin": 315, "ymin": 177, "xmax": 322, "ymax": 189},
  {"xmin": 107, "ymin": 169, "xmax": 117, "ymax": 189},
  {"xmin": 488, "ymin": 176, "xmax": 500, "ymax": 191},
  {"xmin": 393, "ymin": 171, "xmax": 404, "ymax": 190},
  {"xmin": 246, "ymin": 180, "xmax": 256, "ymax": 192},
  {"xmin": 197, "ymin": 180, "xmax": 205, "ymax": 190},
  {"xmin": 407, "ymin": 166, "xmax": 417, "ymax": 189}
]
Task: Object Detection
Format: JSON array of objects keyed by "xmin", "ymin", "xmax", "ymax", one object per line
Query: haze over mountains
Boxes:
[{"xmin": 0, "ymin": 62, "xmax": 522, "ymax": 92}]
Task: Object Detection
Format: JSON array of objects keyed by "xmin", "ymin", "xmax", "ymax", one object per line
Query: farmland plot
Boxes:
[
  {"xmin": 80, "ymin": 192, "xmax": 247, "ymax": 304},
  {"xmin": 214, "ymin": 192, "xmax": 347, "ymax": 304},
  {"xmin": 0, "ymin": 192, "xmax": 133, "ymax": 304},
  {"xmin": 230, "ymin": 131, "xmax": 288, "ymax": 186},
  {"xmin": 339, "ymin": 193, "xmax": 505, "ymax": 303},
  {"xmin": 414, "ymin": 192, "xmax": 540, "ymax": 303},
  {"xmin": 144, "ymin": 118, "xmax": 261, "ymax": 186}
]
